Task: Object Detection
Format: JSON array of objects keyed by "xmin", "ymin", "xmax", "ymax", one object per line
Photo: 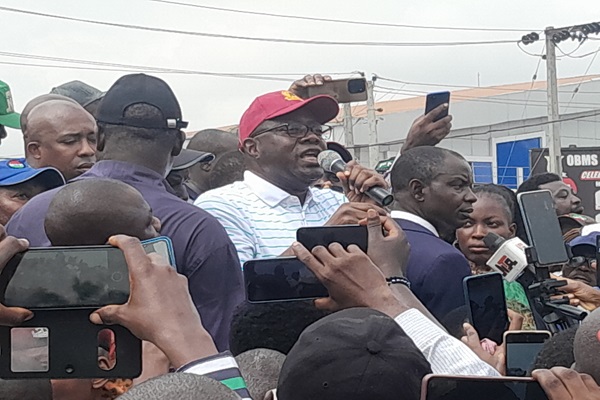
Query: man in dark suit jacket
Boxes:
[{"xmin": 389, "ymin": 147, "xmax": 477, "ymax": 320}]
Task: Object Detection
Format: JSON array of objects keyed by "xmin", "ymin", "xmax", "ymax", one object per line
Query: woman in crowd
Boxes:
[{"xmin": 456, "ymin": 184, "xmax": 535, "ymax": 330}]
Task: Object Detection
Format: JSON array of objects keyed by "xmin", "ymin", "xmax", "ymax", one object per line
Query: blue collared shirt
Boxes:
[{"xmin": 7, "ymin": 160, "xmax": 243, "ymax": 351}]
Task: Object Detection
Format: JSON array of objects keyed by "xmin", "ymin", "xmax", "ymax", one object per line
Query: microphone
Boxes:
[
  {"xmin": 318, "ymin": 150, "xmax": 394, "ymax": 206},
  {"xmin": 484, "ymin": 232, "xmax": 530, "ymax": 282}
]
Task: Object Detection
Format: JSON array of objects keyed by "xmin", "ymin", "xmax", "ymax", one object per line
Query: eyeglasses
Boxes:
[{"xmin": 251, "ymin": 123, "xmax": 333, "ymax": 140}]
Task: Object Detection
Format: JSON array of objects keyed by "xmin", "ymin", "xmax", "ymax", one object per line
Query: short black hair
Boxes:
[
  {"xmin": 532, "ymin": 325, "xmax": 577, "ymax": 370},
  {"xmin": 516, "ymin": 172, "xmax": 561, "ymax": 194},
  {"xmin": 390, "ymin": 147, "xmax": 465, "ymax": 192},
  {"xmin": 188, "ymin": 129, "xmax": 238, "ymax": 155},
  {"xmin": 208, "ymin": 150, "xmax": 245, "ymax": 190},
  {"xmin": 229, "ymin": 301, "xmax": 328, "ymax": 356},
  {"xmin": 0, "ymin": 379, "xmax": 52, "ymax": 400},
  {"xmin": 118, "ymin": 373, "xmax": 240, "ymax": 400}
]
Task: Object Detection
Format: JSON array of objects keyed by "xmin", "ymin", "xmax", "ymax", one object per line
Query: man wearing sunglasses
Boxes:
[{"xmin": 195, "ymin": 90, "xmax": 388, "ymax": 267}]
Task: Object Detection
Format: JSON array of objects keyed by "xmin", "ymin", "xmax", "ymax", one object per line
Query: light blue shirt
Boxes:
[{"xmin": 195, "ymin": 171, "xmax": 346, "ymax": 267}]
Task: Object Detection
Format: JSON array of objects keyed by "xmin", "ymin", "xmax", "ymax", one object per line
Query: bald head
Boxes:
[
  {"xmin": 187, "ymin": 129, "xmax": 239, "ymax": 195},
  {"xmin": 21, "ymin": 94, "xmax": 78, "ymax": 134},
  {"xmin": 25, "ymin": 100, "xmax": 97, "ymax": 180},
  {"xmin": 45, "ymin": 179, "xmax": 159, "ymax": 246},
  {"xmin": 574, "ymin": 308, "xmax": 600, "ymax": 384}
]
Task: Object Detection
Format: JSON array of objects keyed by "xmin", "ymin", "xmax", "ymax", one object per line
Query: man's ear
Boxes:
[
  {"xmin": 171, "ymin": 130, "xmax": 185, "ymax": 157},
  {"xmin": 92, "ymin": 377, "xmax": 110, "ymax": 390},
  {"xmin": 408, "ymin": 179, "xmax": 427, "ymax": 202},
  {"xmin": 96, "ymin": 127, "xmax": 106, "ymax": 152},
  {"xmin": 242, "ymin": 138, "xmax": 259, "ymax": 159},
  {"xmin": 26, "ymin": 141, "xmax": 42, "ymax": 160}
]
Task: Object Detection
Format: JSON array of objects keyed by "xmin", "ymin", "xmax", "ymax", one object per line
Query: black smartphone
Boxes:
[
  {"xmin": 420, "ymin": 375, "xmax": 548, "ymax": 400},
  {"xmin": 463, "ymin": 272, "xmax": 508, "ymax": 344},
  {"xmin": 0, "ymin": 246, "xmax": 129, "ymax": 309},
  {"xmin": 306, "ymin": 78, "xmax": 368, "ymax": 103},
  {"xmin": 425, "ymin": 91, "xmax": 450, "ymax": 122},
  {"xmin": 517, "ymin": 190, "xmax": 569, "ymax": 266},
  {"xmin": 296, "ymin": 225, "xmax": 368, "ymax": 252},
  {"xmin": 504, "ymin": 331, "xmax": 552, "ymax": 377},
  {"xmin": 243, "ymin": 257, "xmax": 328, "ymax": 303}
]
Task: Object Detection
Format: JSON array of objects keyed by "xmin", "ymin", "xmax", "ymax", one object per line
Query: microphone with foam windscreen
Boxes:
[
  {"xmin": 318, "ymin": 150, "xmax": 394, "ymax": 206},
  {"xmin": 484, "ymin": 232, "xmax": 531, "ymax": 282}
]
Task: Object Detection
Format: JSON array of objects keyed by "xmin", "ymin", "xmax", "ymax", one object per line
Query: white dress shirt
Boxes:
[
  {"xmin": 395, "ymin": 309, "xmax": 500, "ymax": 376},
  {"xmin": 195, "ymin": 171, "xmax": 346, "ymax": 267},
  {"xmin": 390, "ymin": 210, "xmax": 439, "ymax": 237}
]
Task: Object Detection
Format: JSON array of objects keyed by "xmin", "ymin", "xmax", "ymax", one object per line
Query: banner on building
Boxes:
[{"xmin": 530, "ymin": 147, "xmax": 600, "ymax": 222}]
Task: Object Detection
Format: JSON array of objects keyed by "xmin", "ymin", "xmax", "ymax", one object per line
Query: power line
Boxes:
[
  {"xmin": 521, "ymin": 44, "xmax": 544, "ymax": 119},
  {"xmin": 0, "ymin": 6, "xmax": 519, "ymax": 47},
  {"xmin": 0, "ymin": 51, "xmax": 350, "ymax": 82},
  {"xmin": 346, "ymin": 110, "xmax": 600, "ymax": 149},
  {"xmin": 565, "ymin": 48, "xmax": 600, "ymax": 112},
  {"xmin": 150, "ymin": 0, "xmax": 537, "ymax": 33}
]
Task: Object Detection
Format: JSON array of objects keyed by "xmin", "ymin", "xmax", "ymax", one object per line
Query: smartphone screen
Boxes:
[
  {"xmin": 506, "ymin": 332, "xmax": 551, "ymax": 377},
  {"xmin": 142, "ymin": 237, "xmax": 176, "ymax": 267},
  {"xmin": 518, "ymin": 190, "xmax": 569, "ymax": 266},
  {"xmin": 243, "ymin": 257, "xmax": 328, "ymax": 303},
  {"xmin": 422, "ymin": 375, "xmax": 548, "ymax": 400},
  {"xmin": 425, "ymin": 91, "xmax": 450, "ymax": 122},
  {"xmin": 296, "ymin": 225, "xmax": 368, "ymax": 252},
  {"xmin": 463, "ymin": 273, "xmax": 508, "ymax": 344},
  {"xmin": 0, "ymin": 247, "xmax": 129, "ymax": 309}
]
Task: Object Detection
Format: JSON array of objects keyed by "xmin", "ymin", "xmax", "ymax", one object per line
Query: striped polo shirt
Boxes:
[{"xmin": 195, "ymin": 171, "xmax": 346, "ymax": 267}]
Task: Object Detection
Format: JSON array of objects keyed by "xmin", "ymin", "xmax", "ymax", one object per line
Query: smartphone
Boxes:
[
  {"xmin": 463, "ymin": 272, "xmax": 508, "ymax": 344},
  {"xmin": 420, "ymin": 374, "xmax": 548, "ymax": 400},
  {"xmin": 517, "ymin": 190, "xmax": 569, "ymax": 266},
  {"xmin": 306, "ymin": 78, "xmax": 368, "ymax": 103},
  {"xmin": 425, "ymin": 91, "xmax": 450, "ymax": 122},
  {"xmin": 505, "ymin": 331, "xmax": 552, "ymax": 377},
  {"xmin": 0, "ymin": 246, "xmax": 129, "ymax": 309},
  {"xmin": 296, "ymin": 225, "xmax": 368, "ymax": 252},
  {"xmin": 243, "ymin": 257, "xmax": 328, "ymax": 303},
  {"xmin": 142, "ymin": 236, "xmax": 176, "ymax": 267}
]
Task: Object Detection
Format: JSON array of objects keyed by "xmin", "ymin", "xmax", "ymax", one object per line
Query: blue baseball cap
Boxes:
[
  {"xmin": 0, "ymin": 159, "xmax": 65, "ymax": 189},
  {"xmin": 569, "ymin": 231, "xmax": 600, "ymax": 256}
]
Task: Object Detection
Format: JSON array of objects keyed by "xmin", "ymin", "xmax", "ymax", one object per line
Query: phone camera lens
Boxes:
[
  {"xmin": 111, "ymin": 272, "xmax": 123, "ymax": 282},
  {"xmin": 347, "ymin": 79, "xmax": 366, "ymax": 94}
]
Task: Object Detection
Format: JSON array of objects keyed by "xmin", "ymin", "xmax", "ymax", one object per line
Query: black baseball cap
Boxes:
[
  {"xmin": 97, "ymin": 74, "xmax": 188, "ymax": 130},
  {"xmin": 172, "ymin": 149, "xmax": 214, "ymax": 171},
  {"xmin": 277, "ymin": 308, "xmax": 432, "ymax": 400},
  {"xmin": 50, "ymin": 80, "xmax": 103, "ymax": 107}
]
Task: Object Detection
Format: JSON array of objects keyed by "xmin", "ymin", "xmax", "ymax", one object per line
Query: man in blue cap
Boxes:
[
  {"xmin": 0, "ymin": 158, "xmax": 64, "ymax": 225},
  {"xmin": 0, "ymin": 80, "xmax": 21, "ymax": 145}
]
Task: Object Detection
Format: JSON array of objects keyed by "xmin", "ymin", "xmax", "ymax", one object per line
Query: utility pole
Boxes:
[
  {"xmin": 522, "ymin": 22, "xmax": 600, "ymax": 174},
  {"xmin": 366, "ymin": 77, "xmax": 379, "ymax": 168},
  {"xmin": 342, "ymin": 103, "xmax": 355, "ymax": 159},
  {"xmin": 544, "ymin": 26, "xmax": 563, "ymax": 176}
]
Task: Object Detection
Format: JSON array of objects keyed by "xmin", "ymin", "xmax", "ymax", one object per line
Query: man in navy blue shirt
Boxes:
[
  {"xmin": 389, "ymin": 146, "xmax": 476, "ymax": 320},
  {"xmin": 7, "ymin": 74, "xmax": 243, "ymax": 350}
]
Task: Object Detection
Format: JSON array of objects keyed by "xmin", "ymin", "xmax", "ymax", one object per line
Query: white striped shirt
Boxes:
[{"xmin": 195, "ymin": 171, "xmax": 346, "ymax": 267}]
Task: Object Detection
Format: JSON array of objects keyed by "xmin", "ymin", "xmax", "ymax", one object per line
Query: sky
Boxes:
[{"xmin": 1, "ymin": 0, "xmax": 599, "ymax": 157}]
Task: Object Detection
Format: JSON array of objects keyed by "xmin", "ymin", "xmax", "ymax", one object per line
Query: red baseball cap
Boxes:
[{"xmin": 238, "ymin": 90, "xmax": 339, "ymax": 147}]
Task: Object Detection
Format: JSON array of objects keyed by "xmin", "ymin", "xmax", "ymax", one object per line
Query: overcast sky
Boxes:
[{"xmin": 1, "ymin": 0, "xmax": 599, "ymax": 157}]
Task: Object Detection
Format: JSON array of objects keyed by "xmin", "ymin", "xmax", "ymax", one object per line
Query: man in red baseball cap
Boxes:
[{"xmin": 195, "ymin": 88, "xmax": 388, "ymax": 267}]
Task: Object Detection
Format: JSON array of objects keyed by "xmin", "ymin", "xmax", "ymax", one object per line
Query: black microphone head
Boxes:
[
  {"xmin": 483, "ymin": 232, "xmax": 505, "ymax": 252},
  {"xmin": 318, "ymin": 150, "xmax": 343, "ymax": 172}
]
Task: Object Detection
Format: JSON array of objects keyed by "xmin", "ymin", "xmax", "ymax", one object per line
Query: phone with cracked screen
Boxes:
[
  {"xmin": 420, "ymin": 374, "xmax": 548, "ymax": 400},
  {"xmin": 306, "ymin": 78, "xmax": 368, "ymax": 103},
  {"xmin": 425, "ymin": 91, "xmax": 450, "ymax": 122},
  {"xmin": 463, "ymin": 272, "xmax": 508, "ymax": 345},
  {"xmin": 244, "ymin": 257, "xmax": 328, "ymax": 303},
  {"xmin": 0, "ymin": 246, "xmax": 129, "ymax": 310},
  {"xmin": 517, "ymin": 190, "xmax": 569, "ymax": 266},
  {"xmin": 142, "ymin": 236, "xmax": 176, "ymax": 267},
  {"xmin": 505, "ymin": 330, "xmax": 551, "ymax": 377}
]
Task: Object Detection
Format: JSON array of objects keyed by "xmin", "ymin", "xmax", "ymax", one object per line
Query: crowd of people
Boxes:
[{"xmin": 0, "ymin": 72, "xmax": 599, "ymax": 400}]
